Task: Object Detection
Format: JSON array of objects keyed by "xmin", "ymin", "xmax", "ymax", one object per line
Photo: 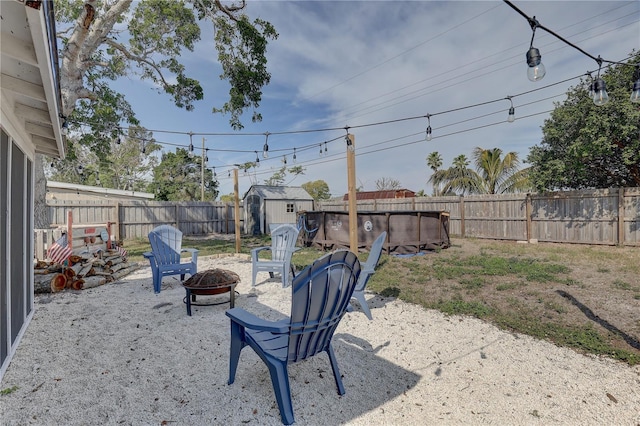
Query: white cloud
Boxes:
[{"xmin": 114, "ymin": 1, "xmax": 640, "ymax": 198}]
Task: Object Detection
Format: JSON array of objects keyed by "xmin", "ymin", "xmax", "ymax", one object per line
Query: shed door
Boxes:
[{"xmin": 246, "ymin": 195, "xmax": 261, "ymax": 235}]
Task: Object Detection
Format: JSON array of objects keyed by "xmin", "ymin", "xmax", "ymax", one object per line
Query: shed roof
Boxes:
[{"xmin": 243, "ymin": 185, "xmax": 313, "ymax": 201}]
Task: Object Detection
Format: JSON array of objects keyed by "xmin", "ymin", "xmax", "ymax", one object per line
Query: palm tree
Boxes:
[
  {"xmin": 430, "ymin": 148, "xmax": 531, "ymax": 195},
  {"xmin": 430, "ymin": 154, "xmax": 479, "ymax": 195},
  {"xmin": 426, "ymin": 152, "xmax": 443, "ymax": 195},
  {"xmin": 472, "ymin": 147, "xmax": 531, "ymax": 194}
]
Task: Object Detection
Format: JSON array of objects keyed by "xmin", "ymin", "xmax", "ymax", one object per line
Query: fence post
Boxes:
[
  {"xmin": 526, "ymin": 193, "xmax": 532, "ymax": 241},
  {"xmin": 114, "ymin": 201, "xmax": 121, "ymax": 241},
  {"xmin": 459, "ymin": 195, "xmax": 465, "ymax": 238},
  {"xmin": 67, "ymin": 210, "xmax": 73, "ymax": 251},
  {"xmin": 618, "ymin": 187, "xmax": 625, "ymax": 246}
]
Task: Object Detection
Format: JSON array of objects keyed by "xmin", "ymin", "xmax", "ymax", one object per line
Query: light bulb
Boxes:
[
  {"xmin": 508, "ymin": 107, "xmax": 515, "ymax": 123},
  {"xmin": 630, "ymin": 80, "xmax": 640, "ymax": 103},
  {"xmin": 426, "ymin": 126, "xmax": 432, "ymax": 141},
  {"xmin": 592, "ymin": 78, "xmax": 609, "ymax": 106},
  {"xmin": 526, "ymin": 48, "xmax": 546, "ymax": 82},
  {"xmin": 263, "ymin": 142, "xmax": 269, "ymax": 158}
]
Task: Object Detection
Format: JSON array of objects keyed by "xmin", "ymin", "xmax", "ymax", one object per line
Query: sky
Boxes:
[{"xmin": 111, "ymin": 1, "xmax": 640, "ymax": 199}]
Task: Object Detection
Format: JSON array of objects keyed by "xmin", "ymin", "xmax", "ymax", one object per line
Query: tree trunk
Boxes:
[{"xmin": 34, "ymin": 154, "xmax": 49, "ymax": 229}]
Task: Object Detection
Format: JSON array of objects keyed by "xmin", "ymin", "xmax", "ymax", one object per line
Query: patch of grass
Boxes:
[
  {"xmin": 597, "ymin": 267, "xmax": 610, "ymax": 273},
  {"xmin": 459, "ymin": 276, "xmax": 485, "ymax": 291},
  {"xmin": 1, "ymin": 385, "xmax": 18, "ymax": 395},
  {"xmin": 544, "ymin": 301, "xmax": 567, "ymax": 314},
  {"xmin": 612, "ymin": 280, "xmax": 631, "ymax": 291},
  {"xmin": 431, "ymin": 298, "xmax": 493, "ymax": 318},
  {"xmin": 495, "ymin": 282, "xmax": 521, "ymax": 291}
]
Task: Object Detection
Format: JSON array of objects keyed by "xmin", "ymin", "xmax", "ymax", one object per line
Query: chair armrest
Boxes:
[
  {"xmin": 251, "ymin": 246, "xmax": 272, "ymax": 261},
  {"xmin": 226, "ymin": 308, "xmax": 290, "ymax": 333},
  {"xmin": 182, "ymin": 248, "xmax": 199, "ymax": 263},
  {"xmin": 143, "ymin": 252, "xmax": 154, "ymax": 259}
]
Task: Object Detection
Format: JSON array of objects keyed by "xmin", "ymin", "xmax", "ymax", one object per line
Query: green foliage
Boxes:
[
  {"xmin": 48, "ymin": 126, "xmax": 161, "ymax": 192},
  {"xmin": 219, "ymin": 193, "xmax": 236, "ymax": 203},
  {"xmin": 302, "ymin": 180, "xmax": 331, "ymax": 200},
  {"xmin": 263, "ymin": 163, "xmax": 305, "ymax": 186},
  {"xmin": 0, "ymin": 386, "xmax": 19, "ymax": 395},
  {"xmin": 210, "ymin": 14, "xmax": 279, "ymax": 129},
  {"xmin": 527, "ymin": 52, "xmax": 640, "ymax": 191},
  {"xmin": 149, "ymin": 148, "xmax": 218, "ymax": 201},
  {"xmin": 53, "ymin": 0, "xmax": 277, "ymax": 168},
  {"xmin": 426, "ymin": 151, "xmax": 443, "ymax": 195},
  {"xmin": 430, "ymin": 148, "xmax": 531, "ymax": 195}
]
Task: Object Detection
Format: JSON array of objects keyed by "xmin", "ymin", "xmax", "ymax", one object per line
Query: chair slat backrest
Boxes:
[
  {"xmin": 148, "ymin": 225, "xmax": 183, "ymax": 265},
  {"xmin": 288, "ymin": 250, "xmax": 361, "ymax": 362},
  {"xmin": 270, "ymin": 224, "xmax": 299, "ymax": 262}
]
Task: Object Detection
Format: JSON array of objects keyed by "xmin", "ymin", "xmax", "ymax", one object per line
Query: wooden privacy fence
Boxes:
[
  {"xmin": 45, "ymin": 187, "xmax": 640, "ymax": 246},
  {"xmin": 47, "ymin": 200, "xmax": 243, "ymax": 241},
  {"xmin": 318, "ymin": 187, "xmax": 640, "ymax": 246}
]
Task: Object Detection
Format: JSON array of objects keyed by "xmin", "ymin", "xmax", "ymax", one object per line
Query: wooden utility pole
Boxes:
[
  {"xmin": 346, "ymin": 133, "xmax": 358, "ymax": 253},
  {"xmin": 233, "ymin": 168, "xmax": 241, "ymax": 253},
  {"xmin": 200, "ymin": 137, "xmax": 205, "ymax": 201}
]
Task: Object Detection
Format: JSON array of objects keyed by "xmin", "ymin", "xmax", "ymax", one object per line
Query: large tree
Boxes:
[
  {"xmin": 149, "ymin": 148, "xmax": 218, "ymax": 201},
  {"xmin": 35, "ymin": 0, "xmax": 277, "ymax": 227},
  {"xmin": 527, "ymin": 52, "xmax": 640, "ymax": 191},
  {"xmin": 302, "ymin": 180, "xmax": 331, "ymax": 201},
  {"xmin": 50, "ymin": 126, "xmax": 161, "ymax": 191}
]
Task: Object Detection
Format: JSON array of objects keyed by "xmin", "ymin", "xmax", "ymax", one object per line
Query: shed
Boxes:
[
  {"xmin": 1, "ymin": 0, "xmax": 65, "ymax": 380},
  {"xmin": 243, "ymin": 185, "xmax": 314, "ymax": 235}
]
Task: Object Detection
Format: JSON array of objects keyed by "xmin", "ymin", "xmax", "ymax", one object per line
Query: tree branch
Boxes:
[
  {"xmin": 103, "ymin": 38, "xmax": 173, "ymax": 89},
  {"xmin": 81, "ymin": 0, "xmax": 134, "ymax": 58}
]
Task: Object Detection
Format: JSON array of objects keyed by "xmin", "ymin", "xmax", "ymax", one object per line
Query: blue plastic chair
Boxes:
[
  {"xmin": 226, "ymin": 250, "xmax": 362, "ymax": 425},
  {"xmin": 350, "ymin": 231, "xmax": 387, "ymax": 320},
  {"xmin": 143, "ymin": 225, "xmax": 198, "ymax": 294},
  {"xmin": 251, "ymin": 224, "xmax": 300, "ymax": 288}
]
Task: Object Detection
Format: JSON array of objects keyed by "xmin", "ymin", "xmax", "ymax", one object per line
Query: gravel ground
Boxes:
[{"xmin": 1, "ymin": 254, "xmax": 639, "ymax": 425}]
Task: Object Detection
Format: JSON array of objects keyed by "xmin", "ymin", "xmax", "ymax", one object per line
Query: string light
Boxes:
[
  {"xmin": 254, "ymin": 151, "xmax": 260, "ymax": 167},
  {"xmin": 293, "ymin": 147, "xmax": 297, "ymax": 163},
  {"xmin": 504, "ymin": 0, "xmax": 638, "ymax": 103},
  {"xmin": 506, "ymin": 97, "xmax": 515, "ymax": 123},
  {"xmin": 525, "ymin": 18, "xmax": 546, "ymax": 82},
  {"xmin": 283, "ymin": 155, "xmax": 287, "ymax": 165},
  {"xmin": 263, "ymin": 132, "xmax": 270, "ymax": 158},
  {"xmin": 319, "ymin": 143, "xmax": 323, "ymax": 157},
  {"xmin": 592, "ymin": 59, "xmax": 609, "ymax": 106},
  {"xmin": 425, "ymin": 114, "xmax": 432, "ymax": 141},
  {"xmin": 324, "ymin": 141, "xmax": 328, "ymax": 155}
]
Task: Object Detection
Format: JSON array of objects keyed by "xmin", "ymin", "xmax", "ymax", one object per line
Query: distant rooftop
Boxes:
[
  {"xmin": 343, "ymin": 189, "xmax": 415, "ymax": 201},
  {"xmin": 47, "ymin": 181, "xmax": 154, "ymax": 201}
]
